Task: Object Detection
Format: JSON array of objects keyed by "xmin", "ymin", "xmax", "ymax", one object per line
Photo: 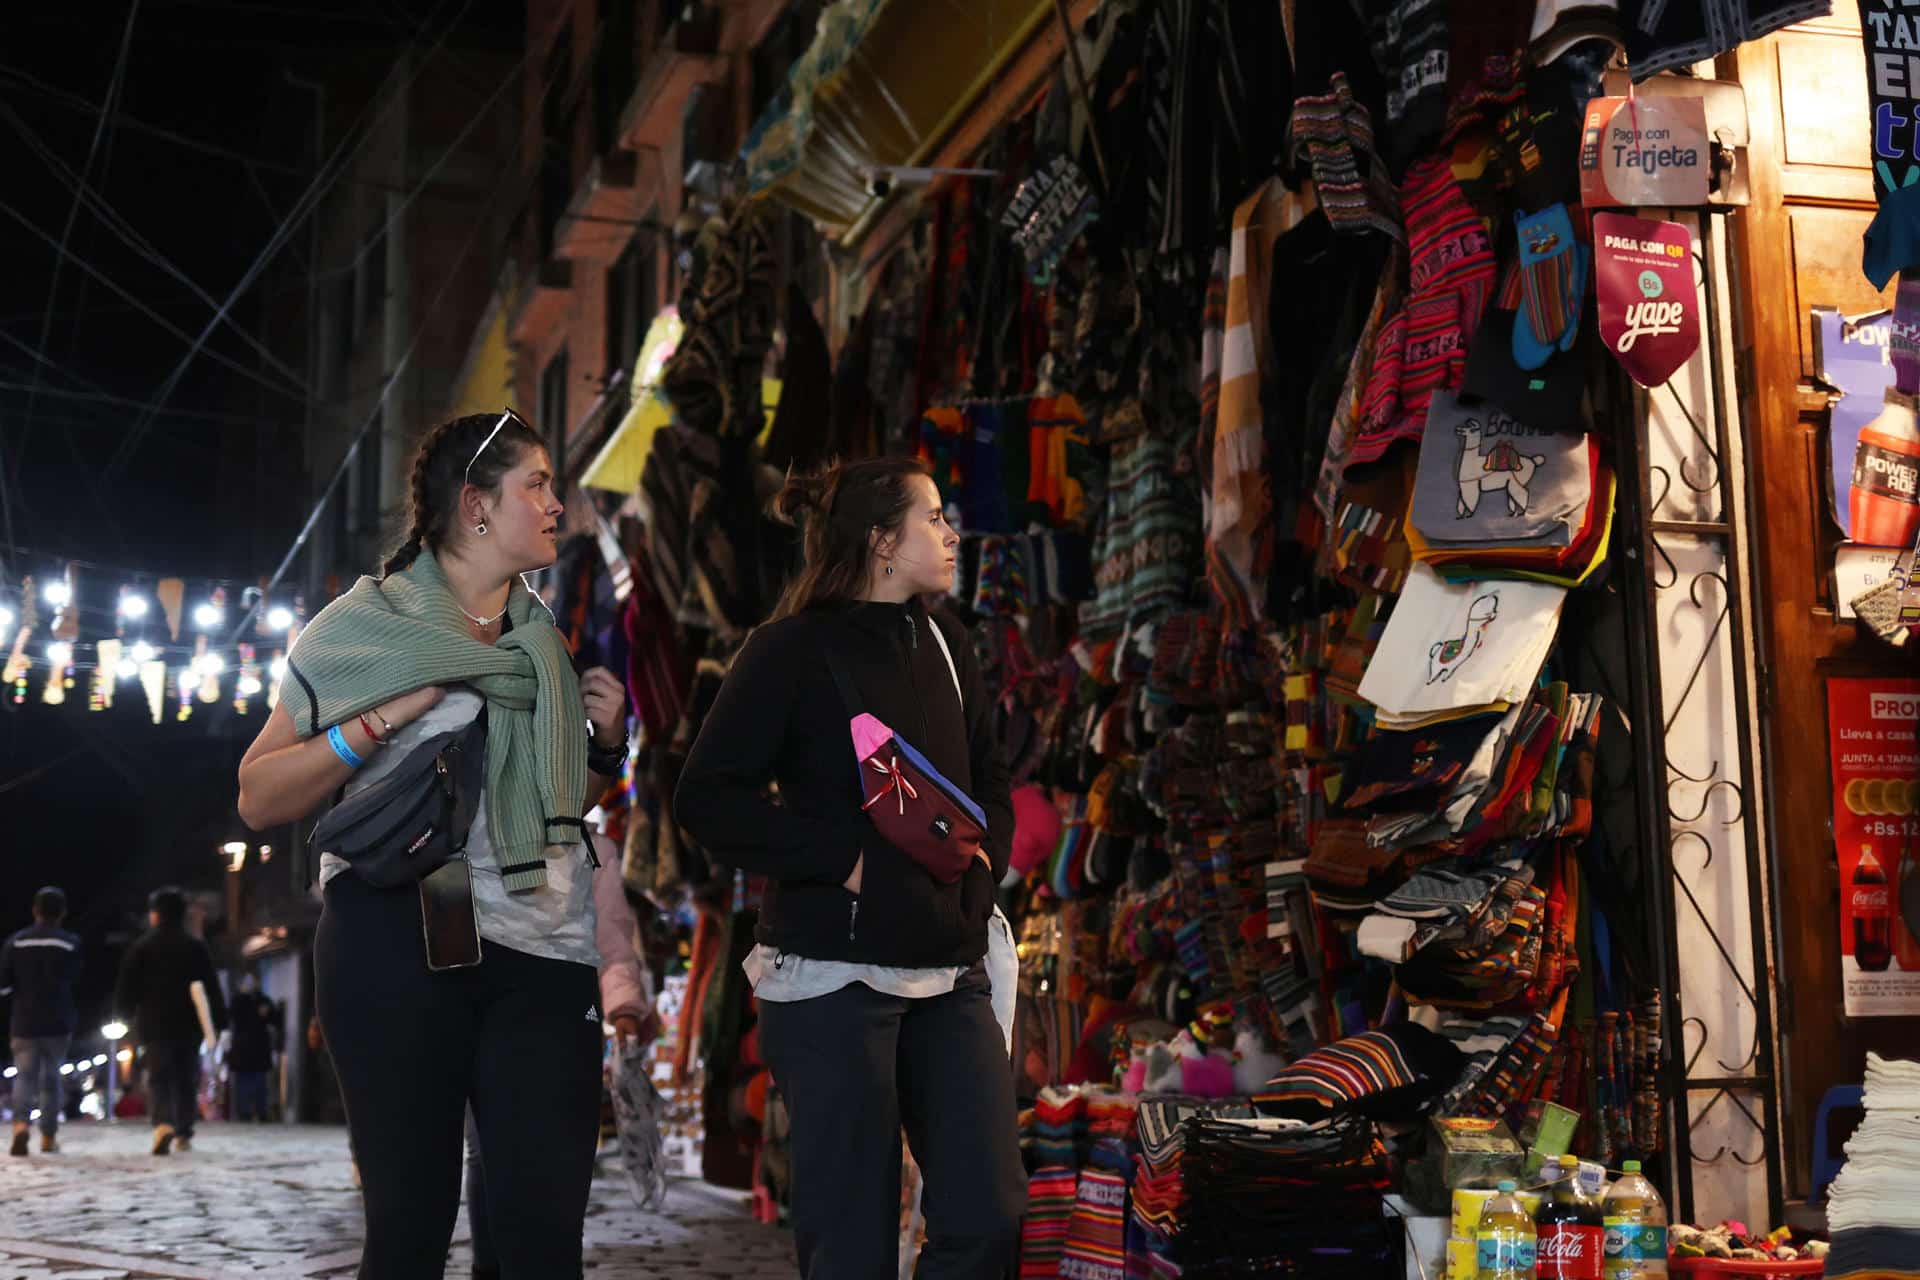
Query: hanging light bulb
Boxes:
[
  {"xmin": 193, "ymin": 652, "xmax": 226, "ymax": 677},
  {"xmin": 270, "ymin": 655, "xmax": 288, "ymax": 679},
  {"xmin": 46, "ymin": 641, "xmax": 72, "ymax": 666},
  {"xmin": 43, "ymin": 581, "xmax": 71, "ymax": 608},
  {"xmin": 129, "ymin": 641, "xmax": 157, "ymax": 664},
  {"xmin": 266, "ymin": 606, "xmax": 294, "ymax": 632},
  {"xmin": 237, "ymin": 674, "xmax": 263, "ymax": 697},
  {"xmin": 115, "ymin": 658, "xmax": 139, "ymax": 680},
  {"xmin": 119, "ymin": 594, "xmax": 150, "ymax": 620}
]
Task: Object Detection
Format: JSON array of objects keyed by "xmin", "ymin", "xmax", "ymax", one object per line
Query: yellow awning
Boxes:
[
  {"xmin": 743, "ymin": 0, "xmax": 1058, "ymax": 234},
  {"xmin": 580, "ymin": 305, "xmax": 783, "ymax": 494}
]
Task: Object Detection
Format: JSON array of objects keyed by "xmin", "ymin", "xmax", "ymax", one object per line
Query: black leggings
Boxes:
[{"xmin": 316, "ymin": 871, "xmax": 602, "ymax": 1280}]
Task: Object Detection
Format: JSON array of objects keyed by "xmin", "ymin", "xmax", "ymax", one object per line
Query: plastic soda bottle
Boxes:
[
  {"xmin": 1850, "ymin": 387, "xmax": 1920, "ymax": 546},
  {"xmin": 1538, "ymin": 1155, "xmax": 1604, "ymax": 1279},
  {"xmin": 1601, "ymin": 1160, "xmax": 1668, "ymax": 1279},
  {"xmin": 1477, "ymin": 1179, "xmax": 1539, "ymax": 1279}
]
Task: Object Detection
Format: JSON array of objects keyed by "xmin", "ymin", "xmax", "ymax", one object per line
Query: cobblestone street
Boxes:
[{"xmin": 0, "ymin": 1122, "xmax": 796, "ymax": 1278}]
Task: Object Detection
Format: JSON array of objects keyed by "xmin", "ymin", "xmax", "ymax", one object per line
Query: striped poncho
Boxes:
[{"xmin": 283, "ymin": 552, "xmax": 589, "ymax": 891}]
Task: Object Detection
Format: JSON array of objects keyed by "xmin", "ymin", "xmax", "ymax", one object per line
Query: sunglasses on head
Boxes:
[{"xmin": 464, "ymin": 409, "xmax": 529, "ymax": 488}]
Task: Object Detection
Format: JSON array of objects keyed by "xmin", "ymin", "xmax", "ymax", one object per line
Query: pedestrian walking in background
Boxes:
[
  {"xmin": 237, "ymin": 411, "xmax": 630, "ymax": 1279},
  {"xmin": 113, "ymin": 886, "xmax": 228, "ymax": 1156},
  {"xmin": 226, "ymin": 973, "xmax": 279, "ymax": 1122},
  {"xmin": 1, "ymin": 886, "xmax": 83, "ymax": 1157},
  {"xmin": 464, "ymin": 830, "xmax": 658, "ymax": 1280},
  {"xmin": 676, "ymin": 457, "xmax": 1026, "ymax": 1280}
]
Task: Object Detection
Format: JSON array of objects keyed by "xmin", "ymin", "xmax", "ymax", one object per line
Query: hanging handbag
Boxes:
[
  {"xmin": 821, "ymin": 638, "xmax": 988, "ymax": 885},
  {"xmin": 308, "ymin": 711, "xmax": 488, "ymax": 889}
]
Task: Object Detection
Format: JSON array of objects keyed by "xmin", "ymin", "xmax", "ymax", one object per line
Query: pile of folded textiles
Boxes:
[
  {"xmin": 1130, "ymin": 1097, "xmax": 1260, "ymax": 1274},
  {"xmin": 1019, "ymin": 1088, "xmax": 1144, "ymax": 1279},
  {"xmin": 1825, "ymin": 1053, "xmax": 1920, "ymax": 1280},
  {"xmin": 1124, "ymin": 1096, "xmax": 1401, "ymax": 1278},
  {"xmin": 1023, "ymin": 1086, "xmax": 1142, "ymax": 1172},
  {"xmin": 1405, "ymin": 391, "xmax": 1616, "ymax": 589},
  {"xmin": 1027, "ymin": 1088, "xmax": 1092, "ymax": 1168},
  {"xmin": 1173, "ymin": 1109, "xmax": 1398, "ymax": 1277}
]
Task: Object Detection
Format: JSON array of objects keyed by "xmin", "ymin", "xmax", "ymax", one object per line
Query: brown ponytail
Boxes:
[
  {"xmin": 769, "ymin": 455, "xmax": 933, "ymax": 620},
  {"xmin": 381, "ymin": 411, "xmax": 544, "ymax": 576}
]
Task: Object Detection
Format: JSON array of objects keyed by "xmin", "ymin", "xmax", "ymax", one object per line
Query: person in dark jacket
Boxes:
[
  {"xmin": 676, "ymin": 456, "xmax": 1024, "ymax": 1280},
  {"xmin": 2, "ymin": 886, "xmax": 82, "ymax": 1156},
  {"xmin": 112, "ymin": 887, "xmax": 227, "ymax": 1155},
  {"xmin": 225, "ymin": 973, "xmax": 277, "ymax": 1122}
]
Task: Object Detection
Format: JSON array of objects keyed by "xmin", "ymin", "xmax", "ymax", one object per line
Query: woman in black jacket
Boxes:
[{"xmin": 676, "ymin": 456, "xmax": 1024, "ymax": 1279}]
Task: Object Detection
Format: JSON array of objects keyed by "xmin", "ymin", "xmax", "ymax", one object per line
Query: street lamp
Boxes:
[{"xmin": 100, "ymin": 1021, "xmax": 128, "ymax": 1122}]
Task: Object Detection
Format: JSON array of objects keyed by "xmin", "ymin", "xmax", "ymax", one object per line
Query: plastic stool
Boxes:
[{"xmin": 1810, "ymin": 1083, "xmax": 1865, "ymax": 1201}]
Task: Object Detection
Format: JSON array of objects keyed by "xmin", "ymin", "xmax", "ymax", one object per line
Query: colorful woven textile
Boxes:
[
  {"xmin": 1060, "ymin": 1167, "xmax": 1130, "ymax": 1280},
  {"xmin": 1020, "ymin": 1165, "xmax": 1080, "ymax": 1279}
]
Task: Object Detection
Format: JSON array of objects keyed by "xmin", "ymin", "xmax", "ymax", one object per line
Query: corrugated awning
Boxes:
[{"xmin": 743, "ymin": 0, "xmax": 1058, "ymax": 234}]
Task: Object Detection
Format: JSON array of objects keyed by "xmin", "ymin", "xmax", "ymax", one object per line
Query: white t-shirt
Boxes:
[{"xmin": 319, "ymin": 688, "xmax": 598, "ymax": 970}]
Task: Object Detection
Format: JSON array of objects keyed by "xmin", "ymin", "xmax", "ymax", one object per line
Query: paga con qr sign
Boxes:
[{"xmin": 1594, "ymin": 212, "xmax": 1701, "ymax": 387}]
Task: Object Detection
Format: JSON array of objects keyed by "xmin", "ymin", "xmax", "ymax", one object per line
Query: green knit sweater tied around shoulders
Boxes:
[{"xmin": 282, "ymin": 552, "xmax": 589, "ymax": 892}]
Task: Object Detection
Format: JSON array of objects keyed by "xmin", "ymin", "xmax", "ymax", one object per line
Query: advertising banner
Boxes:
[
  {"xmin": 1594, "ymin": 213, "xmax": 1700, "ymax": 387},
  {"xmin": 1828, "ymin": 677, "xmax": 1920, "ymax": 1016},
  {"xmin": 1579, "ymin": 96, "xmax": 1710, "ymax": 208},
  {"xmin": 1814, "ymin": 308, "xmax": 1897, "ymax": 543}
]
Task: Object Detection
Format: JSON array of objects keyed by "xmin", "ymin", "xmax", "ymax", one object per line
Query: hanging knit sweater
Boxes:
[{"xmin": 283, "ymin": 552, "xmax": 589, "ymax": 891}]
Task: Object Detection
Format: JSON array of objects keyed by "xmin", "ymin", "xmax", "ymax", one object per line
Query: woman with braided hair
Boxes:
[{"xmin": 238, "ymin": 411, "xmax": 631, "ymax": 1278}]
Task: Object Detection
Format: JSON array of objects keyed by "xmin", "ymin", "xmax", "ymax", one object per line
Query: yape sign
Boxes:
[
  {"xmin": 1579, "ymin": 96, "xmax": 1709, "ymax": 208},
  {"xmin": 1861, "ymin": 0, "xmax": 1920, "ymax": 198},
  {"xmin": 1594, "ymin": 213, "xmax": 1701, "ymax": 387}
]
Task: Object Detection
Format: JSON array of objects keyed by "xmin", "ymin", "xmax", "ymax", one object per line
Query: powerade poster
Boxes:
[
  {"xmin": 1594, "ymin": 213, "xmax": 1700, "ymax": 387},
  {"xmin": 1813, "ymin": 308, "xmax": 1896, "ymax": 542},
  {"xmin": 1860, "ymin": 1, "xmax": 1920, "ymax": 199},
  {"xmin": 1828, "ymin": 678, "xmax": 1920, "ymax": 1016}
]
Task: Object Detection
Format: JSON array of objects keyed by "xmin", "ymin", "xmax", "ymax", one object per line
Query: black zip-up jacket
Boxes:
[
  {"xmin": 113, "ymin": 924, "xmax": 228, "ymax": 1045},
  {"xmin": 0, "ymin": 923, "xmax": 83, "ymax": 1039},
  {"xmin": 675, "ymin": 598, "xmax": 1013, "ymax": 968}
]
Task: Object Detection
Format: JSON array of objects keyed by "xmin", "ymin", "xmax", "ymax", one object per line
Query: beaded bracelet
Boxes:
[{"xmin": 326, "ymin": 723, "xmax": 365, "ymax": 769}]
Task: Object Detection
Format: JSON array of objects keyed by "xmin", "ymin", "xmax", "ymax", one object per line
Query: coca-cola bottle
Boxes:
[
  {"xmin": 1854, "ymin": 847, "xmax": 1893, "ymax": 973},
  {"xmin": 1539, "ymin": 1154, "xmax": 1603, "ymax": 1279}
]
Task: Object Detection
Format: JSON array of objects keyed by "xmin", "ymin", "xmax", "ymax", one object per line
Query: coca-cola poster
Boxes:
[
  {"xmin": 1595, "ymin": 213, "xmax": 1701, "ymax": 387},
  {"xmin": 1828, "ymin": 677, "xmax": 1920, "ymax": 1016}
]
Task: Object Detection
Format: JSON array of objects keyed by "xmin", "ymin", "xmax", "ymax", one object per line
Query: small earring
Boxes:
[
  {"xmin": 475, "ymin": 522, "xmax": 488, "ymax": 536},
  {"xmin": 884, "ymin": 562, "xmax": 895, "ymax": 576}
]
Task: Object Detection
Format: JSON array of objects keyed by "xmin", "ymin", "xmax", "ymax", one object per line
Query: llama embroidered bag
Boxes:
[{"xmin": 1409, "ymin": 390, "xmax": 1590, "ymax": 548}]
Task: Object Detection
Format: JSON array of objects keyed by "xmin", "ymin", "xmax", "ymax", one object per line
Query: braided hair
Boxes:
[{"xmin": 381, "ymin": 412, "xmax": 545, "ymax": 577}]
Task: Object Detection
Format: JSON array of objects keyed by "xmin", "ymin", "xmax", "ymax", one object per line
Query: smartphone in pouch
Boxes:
[{"xmin": 420, "ymin": 859, "xmax": 482, "ymax": 971}]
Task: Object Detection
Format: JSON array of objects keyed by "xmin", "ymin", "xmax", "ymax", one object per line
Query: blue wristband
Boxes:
[{"xmin": 326, "ymin": 723, "xmax": 365, "ymax": 769}]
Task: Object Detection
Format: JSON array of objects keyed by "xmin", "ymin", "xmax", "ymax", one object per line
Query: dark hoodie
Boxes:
[{"xmin": 675, "ymin": 598, "xmax": 1013, "ymax": 968}]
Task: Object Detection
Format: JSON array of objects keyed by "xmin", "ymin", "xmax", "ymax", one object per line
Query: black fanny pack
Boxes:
[{"xmin": 310, "ymin": 712, "xmax": 488, "ymax": 888}]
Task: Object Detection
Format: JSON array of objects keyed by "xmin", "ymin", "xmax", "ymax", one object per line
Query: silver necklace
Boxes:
[{"xmin": 461, "ymin": 600, "xmax": 509, "ymax": 627}]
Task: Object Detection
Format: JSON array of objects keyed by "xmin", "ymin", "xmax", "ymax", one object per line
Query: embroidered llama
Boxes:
[
  {"xmin": 1426, "ymin": 594, "xmax": 1500, "ymax": 685},
  {"xmin": 1456, "ymin": 419, "xmax": 1547, "ymax": 519}
]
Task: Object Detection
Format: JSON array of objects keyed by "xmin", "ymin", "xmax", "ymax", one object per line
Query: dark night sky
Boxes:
[{"xmin": 0, "ymin": 0, "xmax": 523, "ymax": 1036}]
